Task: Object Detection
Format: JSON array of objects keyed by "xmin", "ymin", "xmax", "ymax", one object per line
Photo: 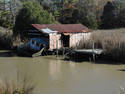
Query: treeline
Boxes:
[{"xmin": 0, "ymin": 0, "xmax": 125, "ymax": 33}]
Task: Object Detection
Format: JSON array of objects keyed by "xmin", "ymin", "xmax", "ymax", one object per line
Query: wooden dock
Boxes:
[
  {"xmin": 74, "ymin": 49, "xmax": 104, "ymax": 55},
  {"xmin": 65, "ymin": 49, "xmax": 104, "ymax": 61}
]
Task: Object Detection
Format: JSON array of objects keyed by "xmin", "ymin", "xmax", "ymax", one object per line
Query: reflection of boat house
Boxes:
[{"xmin": 27, "ymin": 24, "xmax": 92, "ymax": 50}]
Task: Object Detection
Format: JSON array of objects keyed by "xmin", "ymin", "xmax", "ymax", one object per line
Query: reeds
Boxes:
[
  {"xmin": 0, "ymin": 75, "xmax": 35, "ymax": 94},
  {"xmin": 0, "ymin": 27, "xmax": 13, "ymax": 49},
  {"xmin": 77, "ymin": 28, "xmax": 125, "ymax": 61},
  {"xmin": 120, "ymin": 86, "xmax": 125, "ymax": 94}
]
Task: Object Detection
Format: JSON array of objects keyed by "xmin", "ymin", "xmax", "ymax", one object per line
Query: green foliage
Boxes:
[
  {"xmin": 114, "ymin": 0, "xmax": 125, "ymax": 27},
  {"xmin": 14, "ymin": 1, "xmax": 55, "ymax": 37},
  {"xmin": 76, "ymin": 0, "xmax": 98, "ymax": 29},
  {"xmin": 0, "ymin": 0, "xmax": 13, "ymax": 29},
  {"xmin": 63, "ymin": 0, "xmax": 78, "ymax": 4},
  {"xmin": 81, "ymin": 13, "xmax": 98, "ymax": 29},
  {"xmin": 0, "ymin": 11, "xmax": 13, "ymax": 29},
  {"xmin": 100, "ymin": 1, "xmax": 125, "ymax": 29},
  {"xmin": 101, "ymin": 1, "xmax": 117, "ymax": 29},
  {"xmin": 2, "ymin": 0, "xmax": 125, "ymax": 32},
  {"xmin": 59, "ymin": 8, "xmax": 80, "ymax": 24}
]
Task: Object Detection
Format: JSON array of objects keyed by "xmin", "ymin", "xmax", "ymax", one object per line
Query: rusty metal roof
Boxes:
[{"xmin": 32, "ymin": 24, "xmax": 92, "ymax": 33}]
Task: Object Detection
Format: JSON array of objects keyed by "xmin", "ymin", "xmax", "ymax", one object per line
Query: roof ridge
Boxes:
[{"xmin": 32, "ymin": 24, "xmax": 92, "ymax": 33}]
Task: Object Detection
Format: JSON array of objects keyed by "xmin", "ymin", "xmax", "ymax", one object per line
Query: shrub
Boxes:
[{"xmin": 14, "ymin": 1, "xmax": 55, "ymax": 38}]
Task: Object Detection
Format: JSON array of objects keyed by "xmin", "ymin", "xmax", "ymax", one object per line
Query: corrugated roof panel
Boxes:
[{"xmin": 41, "ymin": 28, "xmax": 57, "ymax": 34}]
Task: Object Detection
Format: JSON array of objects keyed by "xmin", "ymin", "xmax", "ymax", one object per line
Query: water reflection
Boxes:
[
  {"xmin": 49, "ymin": 59, "xmax": 78, "ymax": 81},
  {"xmin": 0, "ymin": 56, "xmax": 125, "ymax": 94},
  {"xmin": 69, "ymin": 61, "xmax": 76, "ymax": 68},
  {"xmin": 118, "ymin": 69, "xmax": 125, "ymax": 72},
  {"xmin": 49, "ymin": 59, "xmax": 62, "ymax": 81}
]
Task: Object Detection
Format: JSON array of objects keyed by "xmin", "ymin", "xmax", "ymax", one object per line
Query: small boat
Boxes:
[{"xmin": 17, "ymin": 38, "xmax": 49, "ymax": 57}]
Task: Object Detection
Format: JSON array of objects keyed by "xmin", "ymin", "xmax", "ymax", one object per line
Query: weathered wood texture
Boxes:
[
  {"xmin": 49, "ymin": 33, "xmax": 62, "ymax": 50},
  {"xmin": 70, "ymin": 32, "xmax": 91, "ymax": 48},
  {"xmin": 49, "ymin": 32, "xmax": 92, "ymax": 50}
]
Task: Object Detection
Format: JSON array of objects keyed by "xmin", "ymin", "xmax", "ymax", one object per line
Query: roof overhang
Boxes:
[
  {"xmin": 31, "ymin": 24, "xmax": 93, "ymax": 33},
  {"xmin": 41, "ymin": 28, "xmax": 58, "ymax": 34}
]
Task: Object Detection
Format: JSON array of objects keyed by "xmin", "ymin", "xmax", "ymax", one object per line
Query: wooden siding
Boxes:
[
  {"xmin": 49, "ymin": 33, "xmax": 62, "ymax": 50},
  {"xmin": 49, "ymin": 32, "xmax": 92, "ymax": 50},
  {"xmin": 70, "ymin": 33, "xmax": 91, "ymax": 48}
]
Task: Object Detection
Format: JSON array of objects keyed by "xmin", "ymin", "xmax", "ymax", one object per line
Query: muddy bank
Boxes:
[{"xmin": 0, "ymin": 50, "xmax": 17, "ymax": 57}]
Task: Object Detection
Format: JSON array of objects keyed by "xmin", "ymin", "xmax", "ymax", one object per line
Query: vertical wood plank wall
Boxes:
[
  {"xmin": 49, "ymin": 32, "xmax": 92, "ymax": 50},
  {"xmin": 49, "ymin": 33, "xmax": 62, "ymax": 50},
  {"xmin": 70, "ymin": 32, "xmax": 92, "ymax": 48}
]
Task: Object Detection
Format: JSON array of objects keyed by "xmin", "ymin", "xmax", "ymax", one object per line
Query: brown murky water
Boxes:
[{"xmin": 0, "ymin": 51, "xmax": 125, "ymax": 94}]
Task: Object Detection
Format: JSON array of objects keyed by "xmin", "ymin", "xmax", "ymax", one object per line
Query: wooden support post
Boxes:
[
  {"xmin": 62, "ymin": 47, "xmax": 65, "ymax": 58},
  {"xmin": 118, "ymin": 41, "xmax": 120, "ymax": 49},
  {"xmin": 56, "ymin": 49, "xmax": 58, "ymax": 57},
  {"xmin": 56, "ymin": 40, "xmax": 58, "ymax": 57},
  {"xmin": 92, "ymin": 41, "xmax": 95, "ymax": 62}
]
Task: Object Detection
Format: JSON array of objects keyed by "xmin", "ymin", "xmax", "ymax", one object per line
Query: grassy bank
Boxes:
[{"xmin": 77, "ymin": 28, "xmax": 125, "ymax": 62}]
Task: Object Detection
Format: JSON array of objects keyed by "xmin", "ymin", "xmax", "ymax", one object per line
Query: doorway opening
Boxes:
[{"xmin": 61, "ymin": 34, "xmax": 70, "ymax": 47}]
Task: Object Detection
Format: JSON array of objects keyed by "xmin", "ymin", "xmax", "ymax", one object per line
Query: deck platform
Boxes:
[{"xmin": 74, "ymin": 49, "xmax": 104, "ymax": 55}]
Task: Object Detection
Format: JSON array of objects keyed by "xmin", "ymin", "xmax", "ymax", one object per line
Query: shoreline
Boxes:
[{"xmin": 0, "ymin": 50, "xmax": 124, "ymax": 64}]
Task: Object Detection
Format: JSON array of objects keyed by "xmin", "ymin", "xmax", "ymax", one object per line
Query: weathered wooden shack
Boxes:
[{"xmin": 26, "ymin": 24, "xmax": 92, "ymax": 50}]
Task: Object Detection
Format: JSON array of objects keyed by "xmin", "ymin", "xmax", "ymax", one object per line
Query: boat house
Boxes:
[{"xmin": 26, "ymin": 24, "xmax": 92, "ymax": 50}]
